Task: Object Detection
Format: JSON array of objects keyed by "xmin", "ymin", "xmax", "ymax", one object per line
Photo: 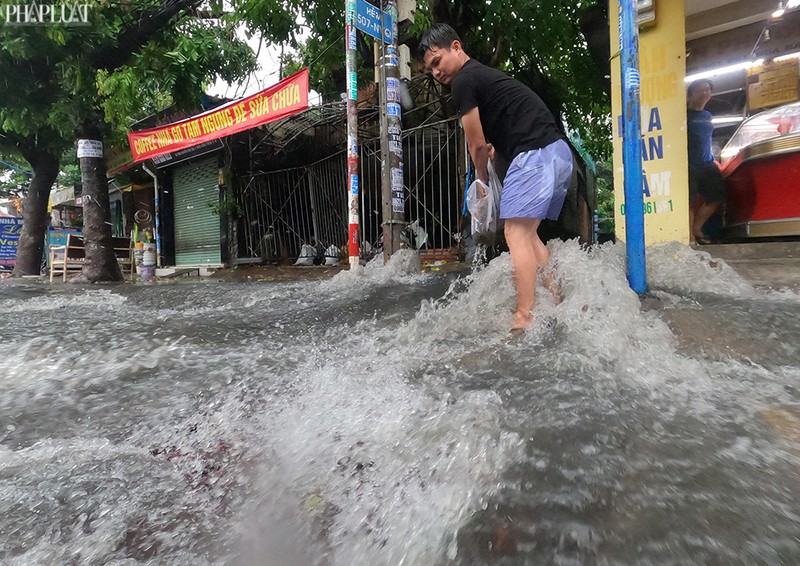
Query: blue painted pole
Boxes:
[{"xmin": 619, "ymin": 0, "xmax": 647, "ymax": 295}]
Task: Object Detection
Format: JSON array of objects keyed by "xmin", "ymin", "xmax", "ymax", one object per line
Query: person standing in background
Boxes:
[{"xmin": 686, "ymin": 79, "xmax": 726, "ymax": 244}]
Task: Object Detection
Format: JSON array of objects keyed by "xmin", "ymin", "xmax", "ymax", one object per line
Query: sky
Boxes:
[
  {"xmin": 208, "ymin": 25, "xmax": 322, "ymax": 104},
  {"xmin": 208, "ymin": 27, "xmax": 282, "ymax": 99}
]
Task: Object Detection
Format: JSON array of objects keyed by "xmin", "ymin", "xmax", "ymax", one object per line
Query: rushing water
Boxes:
[{"xmin": 1, "ymin": 241, "xmax": 800, "ymax": 566}]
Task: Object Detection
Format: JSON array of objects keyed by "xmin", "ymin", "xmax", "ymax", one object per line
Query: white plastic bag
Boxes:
[{"xmin": 467, "ymin": 160, "xmax": 502, "ymax": 246}]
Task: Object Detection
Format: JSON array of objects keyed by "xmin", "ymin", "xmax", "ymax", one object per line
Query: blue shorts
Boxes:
[{"xmin": 499, "ymin": 139, "xmax": 573, "ymax": 220}]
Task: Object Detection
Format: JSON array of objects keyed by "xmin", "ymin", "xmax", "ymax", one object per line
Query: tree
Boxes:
[
  {"xmin": 1, "ymin": 0, "xmax": 256, "ymax": 281},
  {"xmin": 0, "ymin": 156, "xmax": 31, "ymax": 198},
  {"xmin": 1, "ymin": 133, "xmax": 65, "ymax": 276},
  {"xmin": 428, "ymin": 0, "xmax": 611, "ymax": 161},
  {"xmin": 235, "ymin": 0, "xmax": 612, "ymax": 161},
  {"xmin": 1, "ymin": 14, "xmax": 74, "ymax": 274}
]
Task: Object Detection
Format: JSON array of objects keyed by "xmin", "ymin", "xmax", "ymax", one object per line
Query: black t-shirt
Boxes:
[{"xmin": 451, "ymin": 59, "xmax": 563, "ymax": 161}]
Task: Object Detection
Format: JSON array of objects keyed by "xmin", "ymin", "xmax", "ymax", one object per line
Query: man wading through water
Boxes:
[{"xmin": 418, "ymin": 24, "xmax": 573, "ymax": 331}]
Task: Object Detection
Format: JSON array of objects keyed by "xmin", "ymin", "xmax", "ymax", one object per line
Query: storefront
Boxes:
[
  {"xmin": 104, "ymin": 145, "xmax": 161, "ymax": 271},
  {"xmin": 720, "ymin": 101, "xmax": 800, "ymax": 237},
  {"xmin": 126, "ymin": 69, "xmax": 310, "ymax": 269},
  {"xmin": 171, "ymin": 155, "xmax": 223, "ymax": 266},
  {"xmin": 609, "ymin": 0, "xmax": 800, "ymax": 244}
]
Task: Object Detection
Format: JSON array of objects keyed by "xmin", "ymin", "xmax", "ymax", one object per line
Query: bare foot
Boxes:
[{"xmin": 511, "ymin": 311, "xmax": 532, "ymax": 331}]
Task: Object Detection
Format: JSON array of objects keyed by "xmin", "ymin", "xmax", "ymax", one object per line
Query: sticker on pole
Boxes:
[
  {"xmin": 625, "ymin": 68, "xmax": 641, "ymax": 92},
  {"xmin": 386, "ymin": 77, "xmax": 400, "ymax": 102},
  {"xmin": 348, "ymin": 72, "xmax": 358, "ymax": 100},
  {"xmin": 77, "ymin": 139, "xmax": 103, "ymax": 159},
  {"xmin": 391, "ymin": 166, "xmax": 403, "ymax": 190},
  {"xmin": 348, "ymin": 27, "xmax": 357, "ymax": 50}
]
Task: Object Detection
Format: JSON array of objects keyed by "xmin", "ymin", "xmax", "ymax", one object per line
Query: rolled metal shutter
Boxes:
[{"xmin": 173, "ymin": 157, "xmax": 221, "ymax": 265}]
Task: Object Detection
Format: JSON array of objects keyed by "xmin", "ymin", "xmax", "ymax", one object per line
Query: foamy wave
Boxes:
[
  {"xmin": 3, "ymin": 240, "xmax": 800, "ymax": 565},
  {"xmin": 547, "ymin": 239, "xmax": 676, "ymax": 366},
  {"xmin": 321, "ymin": 249, "xmax": 430, "ymax": 292},
  {"xmin": 0, "ymin": 289, "xmax": 127, "ymax": 312},
  {"xmin": 647, "ymin": 242, "xmax": 755, "ymax": 297},
  {"xmin": 0, "ymin": 336, "xmax": 199, "ymax": 394},
  {"xmin": 763, "ymin": 288, "xmax": 800, "ymax": 302}
]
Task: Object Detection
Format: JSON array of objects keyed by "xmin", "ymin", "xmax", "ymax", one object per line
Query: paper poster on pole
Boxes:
[{"xmin": 77, "ymin": 140, "xmax": 103, "ymax": 159}]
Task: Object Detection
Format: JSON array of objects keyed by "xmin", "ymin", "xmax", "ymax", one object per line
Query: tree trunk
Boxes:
[
  {"xmin": 11, "ymin": 150, "xmax": 59, "ymax": 277},
  {"xmin": 72, "ymin": 131, "xmax": 123, "ymax": 283}
]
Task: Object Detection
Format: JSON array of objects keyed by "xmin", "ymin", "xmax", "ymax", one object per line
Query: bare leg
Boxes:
[
  {"xmin": 505, "ymin": 218, "xmax": 541, "ymax": 330},
  {"xmin": 531, "ymin": 235, "xmax": 561, "ymax": 304},
  {"xmin": 531, "ymin": 233, "xmax": 549, "ymax": 268},
  {"xmin": 692, "ymin": 201, "xmax": 721, "ymax": 242}
]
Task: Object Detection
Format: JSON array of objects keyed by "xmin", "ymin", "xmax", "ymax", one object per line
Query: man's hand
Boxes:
[
  {"xmin": 476, "ymin": 179, "xmax": 488, "ymax": 198},
  {"xmin": 461, "ymin": 107, "xmax": 490, "ymax": 185}
]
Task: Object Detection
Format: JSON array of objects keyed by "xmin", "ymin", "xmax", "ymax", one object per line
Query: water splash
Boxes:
[
  {"xmin": 0, "ymin": 289, "xmax": 128, "ymax": 313},
  {"xmin": 647, "ymin": 242, "xmax": 755, "ymax": 297},
  {"xmin": 321, "ymin": 249, "xmax": 428, "ymax": 292},
  {"xmin": 2, "ymin": 241, "xmax": 800, "ymax": 565}
]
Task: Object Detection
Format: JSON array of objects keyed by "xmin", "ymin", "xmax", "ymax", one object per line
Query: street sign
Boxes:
[{"xmin": 355, "ymin": 0, "xmax": 392, "ymax": 44}]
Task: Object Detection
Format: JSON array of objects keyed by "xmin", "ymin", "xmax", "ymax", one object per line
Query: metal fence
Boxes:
[
  {"xmin": 236, "ymin": 153, "xmax": 347, "ymax": 262},
  {"xmin": 237, "ymin": 118, "xmax": 463, "ymax": 262}
]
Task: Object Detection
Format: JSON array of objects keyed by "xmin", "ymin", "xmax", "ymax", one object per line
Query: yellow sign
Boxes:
[{"xmin": 610, "ymin": 0, "xmax": 690, "ymax": 244}]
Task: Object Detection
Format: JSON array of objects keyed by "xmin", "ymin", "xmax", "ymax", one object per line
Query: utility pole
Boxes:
[
  {"xmin": 345, "ymin": 0, "xmax": 361, "ymax": 270},
  {"xmin": 380, "ymin": 0, "xmax": 405, "ymax": 261},
  {"xmin": 619, "ymin": 0, "xmax": 647, "ymax": 294}
]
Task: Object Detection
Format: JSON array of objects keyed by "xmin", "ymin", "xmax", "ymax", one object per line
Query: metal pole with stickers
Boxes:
[
  {"xmin": 351, "ymin": 0, "xmax": 406, "ymax": 266},
  {"xmin": 345, "ymin": 0, "xmax": 361, "ymax": 270},
  {"xmin": 380, "ymin": 0, "xmax": 405, "ymax": 260}
]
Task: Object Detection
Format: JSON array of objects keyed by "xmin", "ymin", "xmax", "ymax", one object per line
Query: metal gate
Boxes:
[
  {"xmin": 237, "ymin": 118, "xmax": 463, "ymax": 262},
  {"xmin": 173, "ymin": 157, "xmax": 221, "ymax": 266},
  {"xmin": 237, "ymin": 153, "xmax": 348, "ymax": 262},
  {"xmin": 359, "ymin": 119, "xmax": 462, "ymax": 253}
]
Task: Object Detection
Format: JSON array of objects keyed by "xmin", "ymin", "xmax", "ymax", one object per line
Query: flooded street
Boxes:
[{"xmin": 2, "ymin": 241, "xmax": 800, "ymax": 565}]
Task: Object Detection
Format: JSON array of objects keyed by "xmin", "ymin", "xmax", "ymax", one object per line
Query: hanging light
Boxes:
[
  {"xmin": 772, "ymin": 1, "xmax": 785, "ymax": 18},
  {"xmin": 685, "ymin": 59, "xmax": 764, "ymax": 83}
]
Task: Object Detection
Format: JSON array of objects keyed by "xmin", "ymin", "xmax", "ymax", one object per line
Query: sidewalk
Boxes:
[{"xmin": 695, "ymin": 241, "xmax": 800, "ymax": 289}]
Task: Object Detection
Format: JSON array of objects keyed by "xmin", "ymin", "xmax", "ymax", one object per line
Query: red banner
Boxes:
[{"xmin": 127, "ymin": 68, "xmax": 310, "ymax": 163}]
